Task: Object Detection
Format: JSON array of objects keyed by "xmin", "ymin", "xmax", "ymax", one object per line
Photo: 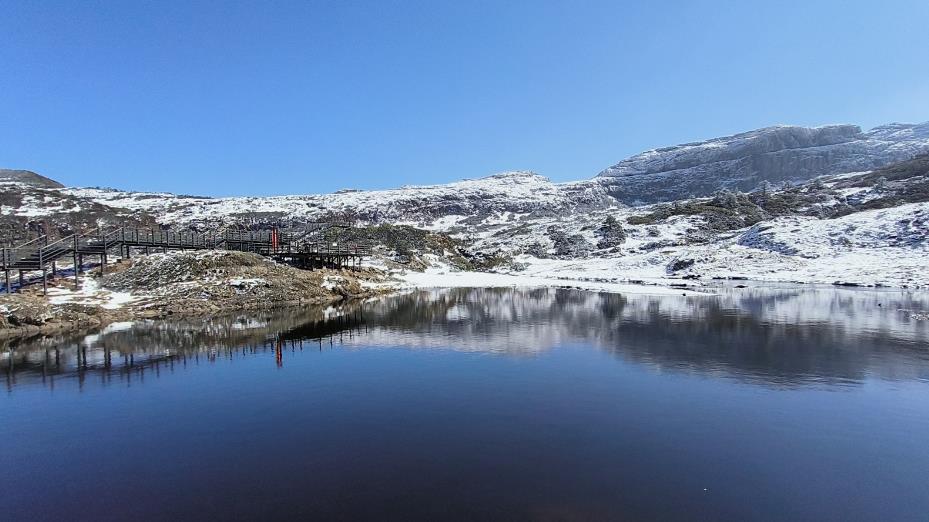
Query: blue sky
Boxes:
[{"xmin": 2, "ymin": 0, "xmax": 928, "ymax": 196}]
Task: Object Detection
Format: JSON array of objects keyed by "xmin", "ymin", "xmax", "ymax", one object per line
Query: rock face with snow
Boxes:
[{"xmin": 598, "ymin": 122, "xmax": 929, "ymax": 204}]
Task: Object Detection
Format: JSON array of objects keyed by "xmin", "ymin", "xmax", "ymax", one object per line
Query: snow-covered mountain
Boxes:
[
  {"xmin": 5, "ymin": 121, "xmax": 928, "ymax": 227},
  {"xmin": 598, "ymin": 122, "xmax": 929, "ymax": 203},
  {"xmin": 2, "ymin": 121, "xmax": 927, "ymax": 289}
]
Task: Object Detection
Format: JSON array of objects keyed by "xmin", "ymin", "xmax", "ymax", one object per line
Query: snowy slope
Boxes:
[
  {"xmin": 495, "ymin": 202, "xmax": 929, "ymax": 288},
  {"xmin": 56, "ymin": 171, "xmax": 613, "ymax": 226}
]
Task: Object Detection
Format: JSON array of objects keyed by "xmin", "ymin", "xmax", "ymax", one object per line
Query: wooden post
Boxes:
[
  {"xmin": 40, "ymin": 249, "xmax": 47, "ymax": 295},
  {"xmin": 99, "ymin": 230, "xmax": 105, "ymax": 275},
  {"xmin": 4, "ymin": 270, "xmax": 9, "ymax": 294},
  {"xmin": 73, "ymin": 235, "xmax": 79, "ymax": 291}
]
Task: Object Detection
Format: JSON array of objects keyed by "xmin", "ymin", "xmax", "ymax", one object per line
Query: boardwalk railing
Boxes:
[{"xmin": 1, "ymin": 223, "xmax": 373, "ymax": 295}]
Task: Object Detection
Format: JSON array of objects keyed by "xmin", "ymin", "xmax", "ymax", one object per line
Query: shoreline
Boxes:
[
  {"xmin": 7, "ymin": 268, "xmax": 928, "ymax": 344},
  {"xmin": 0, "ymin": 293, "xmax": 366, "ymax": 343},
  {"xmin": 387, "ymin": 268, "xmax": 713, "ymax": 297}
]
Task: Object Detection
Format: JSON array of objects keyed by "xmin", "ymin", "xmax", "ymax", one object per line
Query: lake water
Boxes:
[{"xmin": 3, "ymin": 286, "xmax": 929, "ymax": 521}]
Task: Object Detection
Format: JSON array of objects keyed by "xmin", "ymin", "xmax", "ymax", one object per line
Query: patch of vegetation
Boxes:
[
  {"xmin": 667, "ymin": 258, "xmax": 695, "ymax": 273},
  {"xmin": 491, "ymin": 223, "xmax": 533, "ymax": 239},
  {"xmin": 0, "ymin": 190, "xmax": 25, "ymax": 209},
  {"xmin": 333, "ymin": 224, "xmax": 475, "ymax": 269},
  {"xmin": 524, "ymin": 241, "xmax": 551, "ymax": 259},
  {"xmin": 546, "ymin": 225, "xmax": 592, "ymax": 258},
  {"xmin": 838, "ymin": 154, "xmax": 929, "ymax": 187},
  {"xmin": 626, "ymin": 190, "xmax": 766, "ymax": 230},
  {"xmin": 595, "ymin": 215, "xmax": 626, "ymax": 249},
  {"xmin": 831, "ymin": 154, "xmax": 929, "ymax": 213},
  {"xmin": 625, "ymin": 183, "xmax": 843, "ymax": 231},
  {"xmin": 463, "ymin": 251, "xmax": 515, "ymax": 271},
  {"xmin": 335, "ymin": 224, "xmax": 457, "ymax": 255}
]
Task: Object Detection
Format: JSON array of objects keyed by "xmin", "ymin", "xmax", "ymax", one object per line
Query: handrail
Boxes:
[
  {"xmin": 12, "ymin": 235, "xmax": 48, "ymax": 250},
  {"xmin": 3, "ymin": 235, "xmax": 48, "ymax": 266},
  {"xmin": 3, "ymin": 223, "xmax": 371, "ymax": 282},
  {"xmin": 42, "ymin": 233, "xmax": 77, "ymax": 252}
]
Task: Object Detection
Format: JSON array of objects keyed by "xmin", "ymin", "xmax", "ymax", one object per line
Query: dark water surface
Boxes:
[{"xmin": 3, "ymin": 286, "xmax": 929, "ymax": 521}]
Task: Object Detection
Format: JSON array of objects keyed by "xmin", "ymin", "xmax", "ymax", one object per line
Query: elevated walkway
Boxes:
[{"xmin": 1, "ymin": 223, "xmax": 372, "ymax": 295}]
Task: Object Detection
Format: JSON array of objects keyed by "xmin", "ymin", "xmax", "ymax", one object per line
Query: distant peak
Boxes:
[
  {"xmin": 487, "ymin": 170, "xmax": 543, "ymax": 179},
  {"xmin": 449, "ymin": 171, "xmax": 548, "ymax": 185},
  {"xmin": 0, "ymin": 168, "xmax": 64, "ymax": 188}
]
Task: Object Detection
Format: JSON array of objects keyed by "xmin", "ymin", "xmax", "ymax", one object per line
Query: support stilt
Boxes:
[{"xmin": 73, "ymin": 236, "xmax": 80, "ymax": 291}]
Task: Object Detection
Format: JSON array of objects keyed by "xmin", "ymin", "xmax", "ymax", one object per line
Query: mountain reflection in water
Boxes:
[
  {"xmin": 4, "ymin": 286, "xmax": 929, "ymax": 522},
  {"xmin": 5, "ymin": 285, "xmax": 928, "ymax": 390}
]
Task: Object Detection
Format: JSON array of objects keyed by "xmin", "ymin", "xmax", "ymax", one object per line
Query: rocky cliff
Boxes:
[{"xmin": 598, "ymin": 122, "xmax": 929, "ymax": 204}]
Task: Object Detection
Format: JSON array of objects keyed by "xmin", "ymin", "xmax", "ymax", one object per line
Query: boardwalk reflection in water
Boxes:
[
  {"xmin": 5, "ymin": 285, "xmax": 928, "ymax": 390},
  {"xmin": 2, "ymin": 305, "xmax": 369, "ymax": 389}
]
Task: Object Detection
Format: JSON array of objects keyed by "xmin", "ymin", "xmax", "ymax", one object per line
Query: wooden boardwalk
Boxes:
[{"xmin": 1, "ymin": 224, "xmax": 371, "ymax": 295}]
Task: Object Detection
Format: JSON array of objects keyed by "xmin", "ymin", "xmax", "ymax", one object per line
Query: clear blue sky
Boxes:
[{"xmin": 2, "ymin": 0, "xmax": 928, "ymax": 196}]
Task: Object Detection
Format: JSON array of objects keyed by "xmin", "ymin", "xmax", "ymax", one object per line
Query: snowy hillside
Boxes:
[
  {"xmin": 493, "ymin": 201, "xmax": 929, "ymax": 288},
  {"xmin": 51, "ymin": 171, "xmax": 613, "ymax": 227}
]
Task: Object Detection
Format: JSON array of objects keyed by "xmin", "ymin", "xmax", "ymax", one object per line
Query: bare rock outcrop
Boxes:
[{"xmin": 598, "ymin": 123, "xmax": 929, "ymax": 204}]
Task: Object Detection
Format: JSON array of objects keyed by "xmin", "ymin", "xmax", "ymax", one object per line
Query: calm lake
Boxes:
[{"xmin": 3, "ymin": 286, "xmax": 929, "ymax": 521}]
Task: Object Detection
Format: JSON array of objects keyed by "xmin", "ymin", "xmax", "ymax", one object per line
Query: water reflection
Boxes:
[
  {"xmin": 2, "ymin": 305, "xmax": 369, "ymax": 390},
  {"xmin": 4, "ymin": 286, "xmax": 929, "ymax": 390}
]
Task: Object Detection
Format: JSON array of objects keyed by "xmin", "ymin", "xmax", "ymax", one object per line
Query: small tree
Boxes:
[{"xmin": 759, "ymin": 181, "xmax": 773, "ymax": 196}]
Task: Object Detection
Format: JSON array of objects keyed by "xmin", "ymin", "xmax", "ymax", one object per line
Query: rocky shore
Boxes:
[{"xmin": 0, "ymin": 250, "xmax": 391, "ymax": 341}]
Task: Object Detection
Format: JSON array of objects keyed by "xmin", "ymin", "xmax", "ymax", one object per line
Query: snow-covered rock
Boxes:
[{"xmin": 598, "ymin": 122, "xmax": 929, "ymax": 203}]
